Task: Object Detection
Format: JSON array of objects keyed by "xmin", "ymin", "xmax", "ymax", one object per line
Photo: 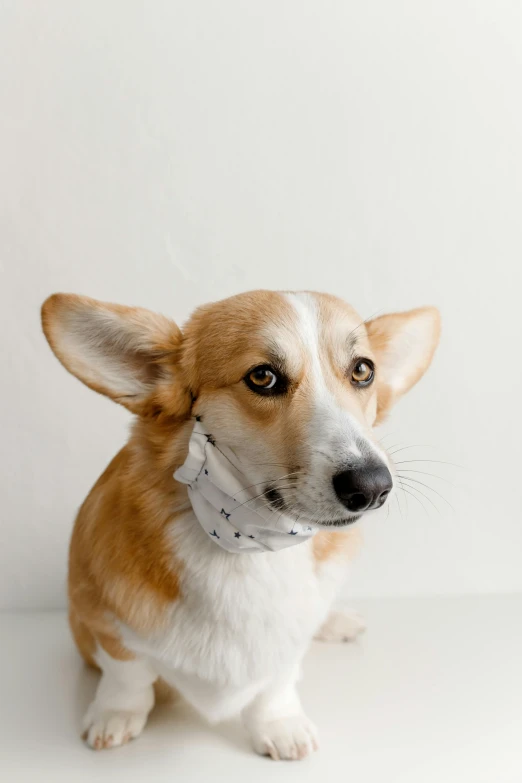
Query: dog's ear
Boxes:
[
  {"xmin": 41, "ymin": 293, "xmax": 191, "ymax": 417},
  {"xmin": 366, "ymin": 306, "xmax": 441, "ymax": 424}
]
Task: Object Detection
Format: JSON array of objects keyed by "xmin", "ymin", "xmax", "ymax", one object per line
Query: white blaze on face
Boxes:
[{"xmin": 284, "ymin": 293, "xmax": 388, "ymax": 513}]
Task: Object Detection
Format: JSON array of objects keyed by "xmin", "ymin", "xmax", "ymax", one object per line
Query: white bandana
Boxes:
[{"xmin": 174, "ymin": 419, "xmax": 316, "ymax": 554}]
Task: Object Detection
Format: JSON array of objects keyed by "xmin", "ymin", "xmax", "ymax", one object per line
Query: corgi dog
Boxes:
[{"xmin": 41, "ymin": 290, "xmax": 440, "ymax": 760}]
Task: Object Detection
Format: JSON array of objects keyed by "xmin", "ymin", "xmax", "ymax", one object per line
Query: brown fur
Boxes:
[
  {"xmin": 313, "ymin": 527, "xmax": 362, "ymax": 564},
  {"xmin": 67, "ymin": 423, "xmax": 195, "ymax": 663}
]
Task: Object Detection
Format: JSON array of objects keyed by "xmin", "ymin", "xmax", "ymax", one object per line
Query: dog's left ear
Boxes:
[{"xmin": 366, "ymin": 306, "xmax": 441, "ymax": 424}]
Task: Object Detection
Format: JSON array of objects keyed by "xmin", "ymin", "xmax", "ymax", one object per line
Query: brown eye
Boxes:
[
  {"xmin": 245, "ymin": 365, "xmax": 284, "ymax": 394},
  {"xmin": 248, "ymin": 367, "xmax": 277, "ymax": 388},
  {"xmin": 351, "ymin": 359, "xmax": 374, "ymax": 387}
]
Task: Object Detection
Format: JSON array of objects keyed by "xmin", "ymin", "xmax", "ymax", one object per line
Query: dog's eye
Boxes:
[
  {"xmin": 351, "ymin": 359, "xmax": 374, "ymax": 387},
  {"xmin": 245, "ymin": 365, "xmax": 280, "ymax": 394}
]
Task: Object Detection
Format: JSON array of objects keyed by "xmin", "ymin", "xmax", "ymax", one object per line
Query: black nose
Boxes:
[{"xmin": 333, "ymin": 464, "xmax": 393, "ymax": 513}]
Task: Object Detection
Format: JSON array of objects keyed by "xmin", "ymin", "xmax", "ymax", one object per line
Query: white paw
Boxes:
[
  {"xmin": 250, "ymin": 714, "xmax": 319, "ymax": 761},
  {"xmin": 314, "ymin": 609, "xmax": 366, "ymax": 643},
  {"xmin": 82, "ymin": 705, "xmax": 148, "ymax": 750}
]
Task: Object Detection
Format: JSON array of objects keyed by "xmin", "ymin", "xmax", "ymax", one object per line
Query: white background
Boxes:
[{"xmin": 1, "ymin": 1, "xmax": 520, "ymax": 610}]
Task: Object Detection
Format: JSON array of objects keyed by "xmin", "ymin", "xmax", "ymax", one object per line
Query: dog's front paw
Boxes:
[
  {"xmin": 314, "ymin": 609, "xmax": 366, "ymax": 643},
  {"xmin": 250, "ymin": 714, "xmax": 319, "ymax": 761},
  {"xmin": 82, "ymin": 705, "xmax": 148, "ymax": 750}
]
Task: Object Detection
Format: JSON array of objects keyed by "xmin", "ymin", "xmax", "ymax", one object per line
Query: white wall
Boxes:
[{"xmin": 1, "ymin": 1, "xmax": 521, "ymax": 610}]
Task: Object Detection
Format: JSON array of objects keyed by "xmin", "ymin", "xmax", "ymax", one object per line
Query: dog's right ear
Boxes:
[{"xmin": 41, "ymin": 293, "xmax": 191, "ymax": 417}]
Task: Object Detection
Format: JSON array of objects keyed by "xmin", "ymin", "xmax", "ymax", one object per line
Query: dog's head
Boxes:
[{"xmin": 42, "ymin": 290, "xmax": 440, "ymax": 528}]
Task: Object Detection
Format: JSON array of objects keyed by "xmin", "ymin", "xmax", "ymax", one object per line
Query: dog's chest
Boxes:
[{"xmin": 122, "ymin": 514, "xmax": 345, "ymax": 690}]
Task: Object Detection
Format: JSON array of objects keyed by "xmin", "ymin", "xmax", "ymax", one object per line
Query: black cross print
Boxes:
[
  {"xmin": 195, "ymin": 415, "xmax": 202, "ymax": 422},
  {"xmin": 220, "ymin": 509, "xmax": 231, "ymax": 521},
  {"xmin": 205, "ymin": 434, "xmax": 216, "ymax": 446},
  {"xmin": 234, "ymin": 532, "xmax": 241, "ymax": 539},
  {"xmin": 204, "ymin": 469, "xmax": 209, "ymax": 475},
  {"xmin": 210, "ymin": 530, "xmax": 220, "ymax": 539},
  {"xmin": 288, "ymin": 530, "xmax": 298, "ymax": 536},
  {"xmin": 248, "ymin": 534, "xmax": 255, "ymax": 539}
]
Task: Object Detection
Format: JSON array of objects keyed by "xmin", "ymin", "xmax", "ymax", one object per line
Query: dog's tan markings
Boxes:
[
  {"xmin": 366, "ymin": 307, "xmax": 441, "ymax": 424},
  {"xmin": 41, "ymin": 293, "xmax": 192, "ymax": 420},
  {"xmin": 68, "ymin": 607, "xmax": 98, "ymax": 668},
  {"xmin": 41, "ymin": 294, "xmax": 199, "ymax": 654},
  {"xmin": 180, "ymin": 290, "xmax": 298, "ymax": 391},
  {"xmin": 181, "ymin": 291, "xmax": 307, "ymax": 436},
  {"xmin": 313, "ymin": 527, "xmax": 362, "ymax": 564},
  {"xmin": 313, "ymin": 293, "xmax": 373, "ymax": 395},
  {"xmin": 67, "ymin": 436, "xmax": 191, "ymax": 654},
  {"xmin": 70, "ymin": 608, "xmax": 136, "ymax": 665}
]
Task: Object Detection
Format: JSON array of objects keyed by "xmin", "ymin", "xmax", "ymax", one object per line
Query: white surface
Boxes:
[
  {"xmin": 1, "ymin": 596, "xmax": 521, "ymax": 782},
  {"xmin": 1, "ymin": 1, "xmax": 522, "ymax": 608}
]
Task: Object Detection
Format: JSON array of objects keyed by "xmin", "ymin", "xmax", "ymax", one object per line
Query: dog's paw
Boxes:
[
  {"xmin": 314, "ymin": 609, "xmax": 366, "ymax": 643},
  {"xmin": 82, "ymin": 705, "xmax": 148, "ymax": 750},
  {"xmin": 250, "ymin": 714, "xmax": 319, "ymax": 761}
]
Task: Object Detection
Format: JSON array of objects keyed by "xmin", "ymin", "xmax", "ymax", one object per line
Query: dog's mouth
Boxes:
[
  {"xmin": 320, "ymin": 515, "xmax": 362, "ymax": 527},
  {"xmin": 264, "ymin": 486, "xmax": 362, "ymax": 529}
]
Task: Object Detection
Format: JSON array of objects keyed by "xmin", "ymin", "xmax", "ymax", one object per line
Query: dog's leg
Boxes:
[
  {"xmin": 82, "ymin": 646, "xmax": 156, "ymax": 750},
  {"xmin": 314, "ymin": 608, "xmax": 366, "ymax": 643},
  {"xmin": 242, "ymin": 664, "xmax": 318, "ymax": 761}
]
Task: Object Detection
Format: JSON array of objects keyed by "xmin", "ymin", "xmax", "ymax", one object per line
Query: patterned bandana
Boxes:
[{"xmin": 174, "ymin": 419, "xmax": 316, "ymax": 554}]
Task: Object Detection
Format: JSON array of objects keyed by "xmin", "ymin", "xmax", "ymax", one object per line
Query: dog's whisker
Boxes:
[
  {"xmin": 397, "ymin": 468, "xmax": 458, "ymax": 487},
  {"xmin": 192, "ymin": 433, "xmax": 300, "ymax": 476},
  {"xmin": 234, "ymin": 471, "xmax": 302, "ymax": 495},
  {"xmin": 393, "ymin": 459, "xmax": 464, "ymax": 469},
  {"xmin": 388, "ymin": 444, "xmax": 436, "ymax": 456},
  {"xmin": 382, "ymin": 443, "xmax": 402, "ymax": 453},
  {"xmin": 377, "ymin": 431, "xmax": 400, "ymax": 445},
  {"xmin": 395, "ymin": 490, "xmax": 405, "ymax": 523},
  {"xmin": 399, "ymin": 483, "xmax": 430, "ymax": 520},
  {"xmin": 392, "ymin": 472, "xmax": 408, "ymax": 520},
  {"xmin": 231, "ymin": 484, "xmax": 297, "ymax": 511},
  {"xmin": 397, "ymin": 478, "xmax": 409, "ymax": 517},
  {"xmin": 399, "ymin": 476, "xmax": 455, "ymax": 511},
  {"xmin": 312, "ymin": 449, "xmax": 335, "ymax": 464},
  {"xmin": 245, "ymin": 460, "xmax": 286, "ymax": 466},
  {"xmin": 400, "ymin": 481, "xmax": 441, "ymax": 516}
]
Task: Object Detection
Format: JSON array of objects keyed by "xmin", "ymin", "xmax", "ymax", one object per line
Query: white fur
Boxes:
[
  {"xmin": 117, "ymin": 511, "xmax": 347, "ymax": 714},
  {"xmin": 83, "ymin": 647, "xmax": 156, "ymax": 749},
  {"xmin": 80, "ymin": 508, "xmax": 349, "ymax": 757},
  {"xmin": 242, "ymin": 664, "xmax": 319, "ymax": 760},
  {"xmin": 284, "ymin": 293, "xmax": 391, "ymax": 524},
  {"xmin": 314, "ymin": 608, "xmax": 366, "ymax": 642}
]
